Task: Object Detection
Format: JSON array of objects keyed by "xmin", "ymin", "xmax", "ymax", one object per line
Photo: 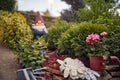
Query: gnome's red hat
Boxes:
[{"xmin": 33, "ymin": 11, "xmax": 45, "ymax": 24}]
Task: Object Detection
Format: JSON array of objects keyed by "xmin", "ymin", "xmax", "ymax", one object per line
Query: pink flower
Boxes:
[
  {"xmin": 85, "ymin": 32, "xmax": 108, "ymax": 56},
  {"xmin": 100, "ymin": 32, "xmax": 107, "ymax": 36},
  {"xmin": 86, "ymin": 33, "xmax": 100, "ymax": 44}
]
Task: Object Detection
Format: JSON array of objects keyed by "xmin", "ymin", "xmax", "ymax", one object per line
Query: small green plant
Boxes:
[{"xmin": 17, "ymin": 40, "xmax": 44, "ymax": 69}]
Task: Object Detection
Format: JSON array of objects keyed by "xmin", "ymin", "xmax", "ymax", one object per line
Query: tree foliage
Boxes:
[
  {"xmin": 61, "ymin": 0, "xmax": 85, "ymax": 11},
  {"xmin": 61, "ymin": 10, "xmax": 75, "ymax": 22},
  {"xmin": 75, "ymin": 0, "xmax": 112, "ymax": 22},
  {"xmin": 61, "ymin": 0, "xmax": 117, "ymax": 22},
  {"xmin": 75, "ymin": 0, "xmax": 119, "ymax": 22},
  {"xmin": 60, "ymin": 0, "xmax": 85, "ymax": 22},
  {"xmin": 0, "ymin": 0, "xmax": 17, "ymax": 12}
]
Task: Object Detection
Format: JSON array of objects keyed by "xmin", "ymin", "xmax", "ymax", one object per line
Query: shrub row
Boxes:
[
  {"xmin": 0, "ymin": 10, "xmax": 44, "ymax": 69},
  {"xmin": 43, "ymin": 21, "xmax": 120, "ymax": 58}
]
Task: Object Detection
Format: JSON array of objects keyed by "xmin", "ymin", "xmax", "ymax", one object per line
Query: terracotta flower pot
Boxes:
[
  {"xmin": 78, "ymin": 58, "xmax": 90, "ymax": 68},
  {"xmin": 90, "ymin": 56, "xmax": 105, "ymax": 71}
]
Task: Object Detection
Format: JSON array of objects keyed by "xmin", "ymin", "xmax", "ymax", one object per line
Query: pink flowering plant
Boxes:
[{"xmin": 86, "ymin": 31, "xmax": 109, "ymax": 56}]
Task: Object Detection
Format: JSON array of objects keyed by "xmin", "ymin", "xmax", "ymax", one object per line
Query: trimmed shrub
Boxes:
[
  {"xmin": 44, "ymin": 20, "xmax": 71, "ymax": 50},
  {"xmin": 107, "ymin": 33, "xmax": 120, "ymax": 57},
  {"xmin": 0, "ymin": 11, "xmax": 32, "ymax": 50},
  {"xmin": 58, "ymin": 22, "xmax": 109, "ymax": 58},
  {"xmin": 106, "ymin": 24, "xmax": 120, "ymax": 52}
]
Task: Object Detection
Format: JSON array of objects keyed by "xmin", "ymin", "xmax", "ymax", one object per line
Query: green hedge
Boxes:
[
  {"xmin": 44, "ymin": 20, "xmax": 71, "ymax": 50},
  {"xmin": 58, "ymin": 22, "xmax": 109, "ymax": 58},
  {"xmin": 108, "ymin": 33, "xmax": 120, "ymax": 55},
  {"xmin": 106, "ymin": 24, "xmax": 120, "ymax": 56}
]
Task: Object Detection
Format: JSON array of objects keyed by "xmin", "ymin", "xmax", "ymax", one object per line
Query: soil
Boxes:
[{"xmin": 0, "ymin": 43, "xmax": 19, "ymax": 80}]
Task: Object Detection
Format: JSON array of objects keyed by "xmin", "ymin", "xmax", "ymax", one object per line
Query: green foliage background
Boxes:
[{"xmin": 0, "ymin": 0, "xmax": 17, "ymax": 12}]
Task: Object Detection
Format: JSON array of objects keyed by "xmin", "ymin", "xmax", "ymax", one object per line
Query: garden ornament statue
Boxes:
[{"xmin": 57, "ymin": 57, "xmax": 100, "ymax": 80}]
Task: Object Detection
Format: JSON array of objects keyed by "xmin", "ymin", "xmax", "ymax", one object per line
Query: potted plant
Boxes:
[{"xmin": 85, "ymin": 31, "xmax": 109, "ymax": 71}]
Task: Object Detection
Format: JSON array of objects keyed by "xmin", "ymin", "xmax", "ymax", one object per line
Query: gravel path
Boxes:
[{"xmin": 0, "ymin": 43, "xmax": 19, "ymax": 80}]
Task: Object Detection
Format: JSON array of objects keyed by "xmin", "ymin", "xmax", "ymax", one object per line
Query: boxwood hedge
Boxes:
[{"xmin": 58, "ymin": 22, "xmax": 109, "ymax": 58}]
